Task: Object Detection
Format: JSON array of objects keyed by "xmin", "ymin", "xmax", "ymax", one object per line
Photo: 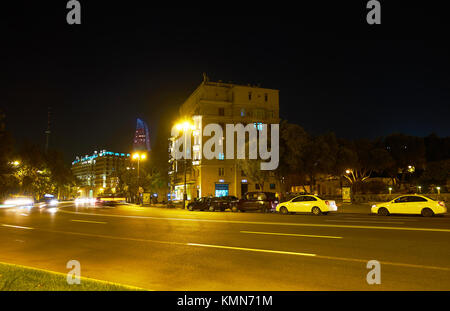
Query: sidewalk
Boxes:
[{"xmin": 125, "ymin": 201, "xmax": 374, "ymax": 214}]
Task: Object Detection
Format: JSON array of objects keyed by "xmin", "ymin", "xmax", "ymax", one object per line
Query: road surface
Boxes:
[{"xmin": 1, "ymin": 202, "xmax": 450, "ymax": 290}]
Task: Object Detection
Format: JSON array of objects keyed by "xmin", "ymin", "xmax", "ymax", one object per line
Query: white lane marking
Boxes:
[
  {"xmin": 240, "ymin": 230, "xmax": 342, "ymax": 239},
  {"xmin": 325, "ymin": 220, "xmax": 405, "ymax": 224},
  {"xmin": 187, "ymin": 243, "xmax": 450, "ymax": 272},
  {"xmin": 26, "ymin": 227, "xmax": 450, "ymax": 272},
  {"xmin": 341, "ymin": 216, "xmax": 418, "ymax": 221},
  {"xmin": 187, "ymin": 243, "xmax": 317, "ymax": 257},
  {"xmin": 58, "ymin": 209, "xmax": 450, "ymax": 233},
  {"xmin": 71, "ymin": 219, "xmax": 107, "ymax": 224},
  {"xmin": 1, "ymin": 224, "xmax": 34, "ymax": 230},
  {"xmin": 20, "ymin": 213, "xmax": 29, "ymax": 217},
  {"xmin": 37, "ymin": 228, "xmax": 189, "ymax": 246}
]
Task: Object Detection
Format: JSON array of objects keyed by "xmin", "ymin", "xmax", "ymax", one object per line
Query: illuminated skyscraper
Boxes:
[{"xmin": 133, "ymin": 118, "xmax": 150, "ymax": 151}]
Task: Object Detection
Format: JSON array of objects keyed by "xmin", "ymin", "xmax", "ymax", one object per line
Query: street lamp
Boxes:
[
  {"xmin": 175, "ymin": 120, "xmax": 194, "ymax": 209},
  {"xmin": 418, "ymin": 185, "xmax": 422, "ymax": 193},
  {"xmin": 132, "ymin": 152, "xmax": 147, "ymax": 204},
  {"xmin": 388, "ymin": 187, "xmax": 392, "ymax": 195},
  {"xmin": 437, "ymin": 186, "xmax": 441, "ymax": 195}
]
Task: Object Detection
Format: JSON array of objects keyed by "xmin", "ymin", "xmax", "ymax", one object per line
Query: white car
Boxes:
[
  {"xmin": 276, "ymin": 195, "xmax": 338, "ymax": 215},
  {"xmin": 371, "ymin": 195, "xmax": 447, "ymax": 217}
]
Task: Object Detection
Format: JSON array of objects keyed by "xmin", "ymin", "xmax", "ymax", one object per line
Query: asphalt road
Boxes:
[{"xmin": 1, "ymin": 202, "xmax": 450, "ymax": 290}]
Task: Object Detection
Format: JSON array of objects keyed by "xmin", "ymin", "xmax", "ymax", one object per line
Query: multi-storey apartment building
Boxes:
[
  {"xmin": 72, "ymin": 150, "xmax": 131, "ymax": 198},
  {"xmin": 168, "ymin": 78, "xmax": 280, "ymax": 201}
]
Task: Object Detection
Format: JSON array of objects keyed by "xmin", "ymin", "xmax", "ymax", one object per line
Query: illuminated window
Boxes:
[
  {"xmin": 254, "ymin": 122, "xmax": 263, "ymax": 131},
  {"xmin": 218, "ymin": 153, "xmax": 224, "ymax": 160}
]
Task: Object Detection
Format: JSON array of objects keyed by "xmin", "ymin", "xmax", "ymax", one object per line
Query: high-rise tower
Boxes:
[{"xmin": 133, "ymin": 118, "xmax": 150, "ymax": 151}]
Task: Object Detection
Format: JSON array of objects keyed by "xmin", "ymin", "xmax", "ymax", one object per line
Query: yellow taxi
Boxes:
[
  {"xmin": 276, "ymin": 195, "xmax": 338, "ymax": 215},
  {"xmin": 371, "ymin": 195, "xmax": 447, "ymax": 217}
]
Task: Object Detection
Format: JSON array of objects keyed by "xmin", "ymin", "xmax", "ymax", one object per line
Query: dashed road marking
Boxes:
[
  {"xmin": 0, "ymin": 224, "xmax": 34, "ymax": 230},
  {"xmin": 71, "ymin": 219, "xmax": 107, "ymax": 224},
  {"xmin": 240, "ymin": 230, "xmax": 342, "ymax": 239}
]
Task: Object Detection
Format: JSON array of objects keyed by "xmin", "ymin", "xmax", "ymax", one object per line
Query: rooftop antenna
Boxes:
[
  {"xmin": 202, "ymin": 72, "xmax": 209, "ymax": 83},
  {"xmin": 44, "ymin": 106, "xmax": 51, "ymax": 153}
]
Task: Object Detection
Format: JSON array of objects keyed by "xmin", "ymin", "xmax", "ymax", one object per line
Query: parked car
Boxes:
[
  {"xmin": 237, "ymin": 192, "xmax": 279, "ymax": 213},
  {"xmin": 371, "ymin": 195, "xmax": 447, "ymax": 217},
  {"xmin": 209, "ymin": 196, "xmax": 239, "ymax": 212},
  {"xmin": 276, "ymin": 195, "xmax": 337, "ymax": 215},
  {"xmin": 187, "ymin": 197, "xmax": 212, "ymax": 211}
]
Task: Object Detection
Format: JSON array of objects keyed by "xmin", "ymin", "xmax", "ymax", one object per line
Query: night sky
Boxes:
[{"xmin": 2, "ymin": 2, "xmax": 449, "ymax": 163}]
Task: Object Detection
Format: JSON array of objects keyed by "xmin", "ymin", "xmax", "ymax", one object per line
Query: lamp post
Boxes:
[
  {"xmin": 175, "ymin": 121, "xmax": 194, "ymax": 209},
  {"xmin": 132, "ymin": 152, "xmax": 147, "ymax": 204}
]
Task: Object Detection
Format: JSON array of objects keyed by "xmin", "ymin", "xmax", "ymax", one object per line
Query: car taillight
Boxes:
[
  {"xmin": 325, "ymin": 200, "xmax": 330, "ymax": 206},
  {"xmin": 438, "ymin": 201, "xmax": 445, "ymax": 207}
]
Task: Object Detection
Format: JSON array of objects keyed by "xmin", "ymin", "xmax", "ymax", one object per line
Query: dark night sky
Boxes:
[{"xmin": 1, "ymin": 2, "xmax": 450, "ymax": 163}]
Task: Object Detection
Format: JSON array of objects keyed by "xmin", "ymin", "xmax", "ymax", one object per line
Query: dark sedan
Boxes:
[
  {"xmin": 237, "ymin": 192, "xmax": 279, "ymax": 213},
  {"xmin": 187, "ymin": 197, "xmax": 212, "ymax": 211},
  {"xmin": 209, "ymin": 196, "xmax": 239, "ymax": 212}
]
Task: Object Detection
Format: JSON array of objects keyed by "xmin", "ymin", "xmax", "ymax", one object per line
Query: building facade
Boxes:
[
  {"xmin": 72, "ymin": 150, "xmax": 131, "ymax": 198},
  {"xmin": 169, "ymin": 79, "xmax": 280, "ymax": 201}
]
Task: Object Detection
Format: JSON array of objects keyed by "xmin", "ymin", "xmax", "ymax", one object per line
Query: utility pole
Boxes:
[
  {"xmin": 183, "ymin": 132, "xmax": 187, "ymax": 209},
  {"xmin": 44, "ymin": 106, "xmax": 51, "ymax": 153}
]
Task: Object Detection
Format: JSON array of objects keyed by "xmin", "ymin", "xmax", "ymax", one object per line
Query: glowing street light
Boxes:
[
  {"xmin": 437, "ymin": 187, "xmax": 441, "ymax": 195},
  {"xmin": 131, "ymin": 152, "xmax": 147, "ymax": 205},
  {"xmin": 131, "ymin": 152, "xmax": 147, "ymax": 179},
  {"xmin": 175, "ymin": 120, "xmax": 194, "ymax": 209},
  {"xmin": 418, "ymin": 185, "xmax": 422, "ymax": 193},
  {"xmin": 388, "ymin": 187, "xmax": 393, "ymax": 194}
]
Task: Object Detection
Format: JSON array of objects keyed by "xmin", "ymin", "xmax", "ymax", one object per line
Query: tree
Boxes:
[
  {"xmin": 277, "ymin": 121, "xmax": 309, "ymax": 193},
  {"xmin": 418, "ymin": 159, "xmax": 450, "ymax": 191},
  {"xmin": 116, "ymin": 167, "xmax": 139, "ymax": 203},
  {"xmin": 0, "ymin": 109, "xmax": 18, "ymax": 200},
  {"xmin": 301, "ymin": 133, "xmax": 337, "ymax": 193},
  {"xmin": 340, "ymin": 138, "xmax": 395, "ymax": 193},
  {"xmin": 384, "ymin": 134, "xmax": 426, "ymax": 189},
  {"xmin": 46, "ymin": 150, "xmax": 75, "ymax": 199}
]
